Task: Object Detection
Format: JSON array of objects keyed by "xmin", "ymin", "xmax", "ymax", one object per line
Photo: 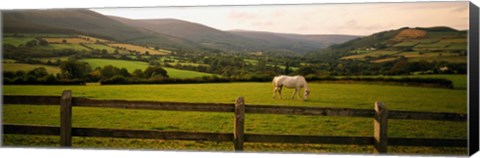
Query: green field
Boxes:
[
  {"xmin": 82, "ymin": 44, "xmax": 117, "ymax": 53},
  {"xmin": 2, "ymin": 63, "xmax": 61, "ymax": 74},
  {"xmin": 4, "ymin": 33, "xmax": 74, "ymax": 38},
  {"xmin": 2, "ymin": 83, "xmax": 467, "ymax": 154},
  {"xmin": 393, "ymin": 41, "xmax": 418, "ymax": 47},
  {"xmin": 38, "ymin": 44, "xmax": 91, "ymax": 51},
  {"xmin": 340, "ymin": 74, "xmax": 466, "ymax": 89},
  {"xmin": 160, "ymin": 57, "xmax": 209, "ymax": 67},
  {"xmin": 343, "ymin": 50, "xmax": 399, "ymax": 60},
  {"xmin": 80, "ymin": 58, "xmax": 215, "ymax": 78},
  {"xmin": 3, "ymin": 37, "xmax": 36, "ymax": 47},
  {"xmin": 34, "ymin": 56, "xmax": 70, "ymax": 63}
]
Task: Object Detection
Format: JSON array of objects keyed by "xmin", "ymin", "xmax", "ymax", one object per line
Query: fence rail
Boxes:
[
  {"xmin": 3, "ymin": 92, "xmax": 468, "ymax": 154},
  {"xmin": 3, "ymin": 124, "xmax": 466, "ymax": 147},
  {"xmin": 4, "ymin": 95, "xmax": 467, "ymax": 121}
]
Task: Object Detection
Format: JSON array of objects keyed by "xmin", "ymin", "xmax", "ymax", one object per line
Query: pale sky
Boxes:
[{"xmin": 91, "ymin": 1, "xmax": 469, "ymax": 36}]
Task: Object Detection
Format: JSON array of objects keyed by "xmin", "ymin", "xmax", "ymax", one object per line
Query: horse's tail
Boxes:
[{"xmin": 272, "ymin": 77, "xmax": 277, "ymax": 87}]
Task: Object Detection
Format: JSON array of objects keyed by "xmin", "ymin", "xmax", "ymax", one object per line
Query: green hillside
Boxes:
[
  {"xmin": 2, "ymin": 9, "xmax": 196, "ymax": 51},
  {"xmin": 308, "ymin": 27, "xmax": 467, "ymax": 63},
  {"xmin": 80, "ymin": 58, "xmax": 215, "ymax": 78},
  {"xmin": 3, "ymin": 63, "xmax": 61, "ymax": 74}
]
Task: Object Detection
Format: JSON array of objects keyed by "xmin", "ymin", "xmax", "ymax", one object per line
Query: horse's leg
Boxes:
[
  {"xmin": 278, "ymin": 86, "xmax": 283, "ymax": 99},
  {"xmin": 298, "ymin": 88, "xmax": 303, "ymax": 100},
  {"xmin": 291, "ymin": 88, "xmax": 297, "ymax": 99},
  {"xmin": 272, "ymin": 87, "xmax": 278, "ymax": 98}
]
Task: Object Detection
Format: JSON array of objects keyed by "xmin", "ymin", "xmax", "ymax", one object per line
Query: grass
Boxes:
[
  {"xmin": 3, "ymin": 59, "xmax": 17, "ymax": 63},
  {"xmin": 445, "ymin": 43, "xmax": 467, "ymax": 50},
  {"xmin": 3, "ymin": 83, "xmax": 467, "ymax": 112},
  {"xmin": 393, "ymin": 41, "xmax": 418, "ymax": 47},
  {"xmin": 78, "ymin": 35, "xmax": 111, "ymax": 43},
  {"xmin": 372, "ymin": 58, "xmax": 397, "ymax": 63},
  {"xmin": 34, "ymin": 56, "xmax": 70, "ymax": 63},
  {"xmin": 3, "ymin": 37, "xmax": 36, "ymax": 47},
  {"xmin": 2, "ymin": 63, "xmax": 61, "ymax": 74},
  {"xmin": 2, "ymin": 83, "xmax": 467, "ymax": 154},
  {"xmin": 42, "ymin": 37, "xmax": 92, "ymax": 44},
  {"xmin": 4, "ymin": 33, "xmax": 73, "ymax": 38},
  {"xmin": 82, "ymin": 44, "xmax": 117, "ymax": 53},
  {"xmin": 160, "ymin": 57, "xmax": 209, "ymax": 67},
  {"xmin": 162, "ymin": 67, "xmax": 215, "ymax": 78},
  {"xmin": 341, "ymin": 74, "xmax": 467, "ymax": 89},
  {"xmin": 107, "ymin": 43, "xmax": 170, "ymax": 55},
  {"xmin": 79, "ymin": 58, "xmax": 214, "ymax": 78},
  {"xmin": 38, "ymin": 44, "xmax": 91, "ymax": 51},
  {"xmin": 397, "ymin": 52, "xmax": 458, "ymax": 58},
  {"xmin": 80, "ymin": 58, "xmax": 148, "ymax": 72},
  {"xmin": 342, "ymin": 50, "xmax": 399, "ymax": 60},
  {"xmin": 408, "ymin": 56, "xmax": 466, "ymax": 64}
]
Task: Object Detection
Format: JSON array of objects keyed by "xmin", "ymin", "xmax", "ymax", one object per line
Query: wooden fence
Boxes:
[{"xmin": 3, "ymin": 90, "xmax": 467, "ymax": 154}]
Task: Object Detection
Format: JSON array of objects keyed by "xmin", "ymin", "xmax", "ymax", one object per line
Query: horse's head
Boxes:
[{"xmin": 304, "ymin": 89, "xmax": 310, "ymax": 99}]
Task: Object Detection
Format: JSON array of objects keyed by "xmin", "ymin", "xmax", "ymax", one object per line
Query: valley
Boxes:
[{"xmin": 1, "ymin": 7, "xmax": 469, "ymax": 155}]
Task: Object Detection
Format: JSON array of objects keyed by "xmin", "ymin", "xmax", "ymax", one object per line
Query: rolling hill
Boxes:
[
  {"xmin": 109, "ymin": 17, "xmax": 265, "ymax": 52},
  {"xmin": 3, "ymin": 9, "xmax": 359, "ymax": 55},
  {"xmin": 2, "ymin": 9, "xmax": 199, "ymax": 51},
  {"xmin": 306, "ymin": 27, "xmax": 467, "ymax": 63},
  {"xmin": 229, "ymin": 30, "xmax": 358, "ymax": 53},
  {"xmin": 110, "ymin": 16, "xmax": 358, "ymax": 54}
]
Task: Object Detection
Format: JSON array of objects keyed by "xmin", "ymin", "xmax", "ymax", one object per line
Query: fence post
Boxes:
[
  {"xmin": 60, "ymin": 90, "xmax": 73, "ymax": 147},
  {"xmin": 373, "ymin": 101, "xmax": 388, "ymax": 154},
  {"xmin": 234, "ymin": 96, "xmax": 245, "ymax": 151}
]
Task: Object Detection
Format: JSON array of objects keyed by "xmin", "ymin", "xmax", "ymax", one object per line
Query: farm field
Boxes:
[
  {"xmin": 160, "ymin": 57, "xmax": 209, "ymax": 67},
  {"xmin": 107, "ymin": 43, "xmax": 170, "ymax": 55},
  {"xmin": 4, "ymin": 33, "xmax": 74, "ymax": 38},
  {"xmin": 342, "ymin": 50, "xmax": 399, "ymax": 60},
  {"xmin": 2, "ymin": 63, "xmax": 61, "ymax": 74},
  {"xmin": 43, "ymin": 37, "xmax": 92, "ymax": 44},
  {"xmin": 79, "ymin": 58, "xmax": 215, "ymax": 78},
  {"xmin": 82, "ymin": 44, "xmax": 118, "ymax": 53},
  {"xmin": 3, "ymin": 37, "xmax": 36, "ymax": 47},
  {"xmin": 2, "ymin": 83, "xmax": 467, "ymax": 154},
  {"xmin": 78, "ymin": 35, "xmax": 111, "ymax": 43},
  {"xmin": 338, "ymin": 74, "xmax": 466, "ymax": 89},
  {"xmin": 38, "ymin": 44, "xmax": 91, "ymax": 51}
]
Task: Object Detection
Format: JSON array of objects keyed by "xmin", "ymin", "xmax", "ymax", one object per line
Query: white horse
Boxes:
[{"xmin": 272, "ymin": 75, "xmax": 310, "ymax": 100}]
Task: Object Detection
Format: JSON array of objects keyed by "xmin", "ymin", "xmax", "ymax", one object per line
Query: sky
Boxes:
[{"xmin": 90, "ymin": 1, "xmax": 469, "ymax": 36}]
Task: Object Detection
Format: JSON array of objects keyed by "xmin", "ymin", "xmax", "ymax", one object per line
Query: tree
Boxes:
[
  {"xmin": 284, "ymin": 62, "xmax": 292, "ymax": 75},
  {"xmin": 25, "ymin": 40, "xmax": 37, "ymax": 47},
  {"xmin": 27, "ymin": 67, "xmax": 48, "ymax": 78},
  {"xmin": 62, "ymin": 39, "xmax": 67, "ymax": 43},
  {"xmin": 60, "ymin": 59, "xmax": 91, "ymax": 79},
  {"xmin": 144, "ymin": 66, "xmax": 169, "ymax": 78},
  {"xmin": 132, "ymin": 69, "xmax": 145, "ymax": 78},
  {"xmin": 101, "ymin": 49, "xmax": 108, "ymax": 54},
  {"xmin": 296, "ymin": 65, "xmax": 317, "ymax": 76},
  {"xmin": 100, "ymin": 65, "xmax": 119, "ymax": 78},
  {"xmin": 38, "ymin": 39, "xmax": 49, "ymax": 46}
]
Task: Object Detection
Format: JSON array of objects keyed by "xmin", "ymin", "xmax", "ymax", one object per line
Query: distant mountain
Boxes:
[
  {"xmin": 110, "ymin": 16, "xmax": 358, "ymax": 54},
  {"xmin": 109, "ymin": 16, "xmax": 266, "ymax": 52},
  {"xmin": 306, "ymin": 26, "xmax": 467, "ymax": 62},
  {"xmin": 2, "ymin": 9, "xmax": 199, "ymax": 51},
  {"xmin": 229, "ymin": 30, "xmax": 358, "ymax": 53},
  {"xmin": 3, "ymin": 9, "xmax": 359, "ymax": 55}
]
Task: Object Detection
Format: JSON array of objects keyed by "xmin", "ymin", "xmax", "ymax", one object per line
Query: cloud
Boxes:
[
  {"xmin": 228, "ymin": 11, "xmax": 258, "ymax": 20},
  {"xmin": 271, "ymin": 9, "xmax": 286, "ymax": 17},
  {"xmin": 330, "ymin": 19, "xmax": 393, "ymax": 35},
  {"xmin": 250, "ymin": 21, "xmax": 273, "ymax": 27},
  {"xmin": 451, "ymin": 6, "xmax": 468, "ymax": 12},
  {"xmin": 296, "ymin": 25, "xmax": 310, "ymax": 31}
]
